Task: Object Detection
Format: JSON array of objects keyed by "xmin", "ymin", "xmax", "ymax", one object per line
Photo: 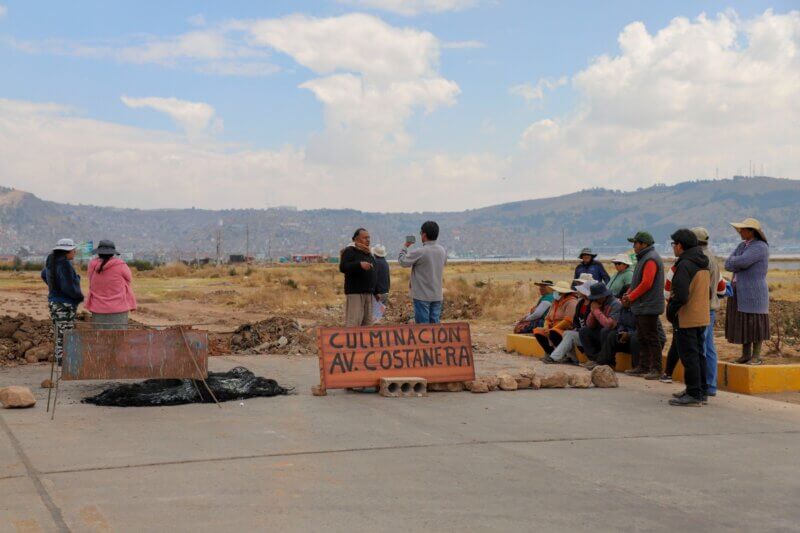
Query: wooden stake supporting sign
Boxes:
[{"xmin": 316, "ymin": 322, "xmax": 475, "ymax": 393}]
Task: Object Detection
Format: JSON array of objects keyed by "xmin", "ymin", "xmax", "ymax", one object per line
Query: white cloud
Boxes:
[
  {"xmin": 120, "ymin": 96, "xmax": 220, "ymax": 137},
  {"xmin": 8, "ymin": 29, "xmax": 276, "ymax": 77},
  {"xmin": 0, "ymin": 97, "xmax": 504, "ymax": 211},
  {"xmin": 243, "ymin": 13, "xmax": 459, "ymax": 163},
  {"xmin": 442, "ymin": 40, "xmax": 485, "ymax": 49},
  {"xmin": 336, "ymin": 0, "xmax": 477, "ymax": 16},
  {"xmin": 510, "ymin": 76, "xmax": 567, "ymax": 102},
  {"xmin": 516, "ymin": 10, "xmax": 800, "ymax": 190}
]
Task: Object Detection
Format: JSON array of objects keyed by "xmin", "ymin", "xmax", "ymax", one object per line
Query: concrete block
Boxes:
[{"xmin": 379, "ymin": 377, "xmax": 428, "ymax": 398}]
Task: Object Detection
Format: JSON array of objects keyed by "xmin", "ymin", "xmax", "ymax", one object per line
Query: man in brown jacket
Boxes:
[{"xmin": 666, "ymin": 228, "xmax": 711, "ymax": 407}]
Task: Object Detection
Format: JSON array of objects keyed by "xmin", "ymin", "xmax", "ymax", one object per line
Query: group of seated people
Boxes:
[{"xmin": 514, "ymin": 248, "xmax": 666, "ymax": 370}]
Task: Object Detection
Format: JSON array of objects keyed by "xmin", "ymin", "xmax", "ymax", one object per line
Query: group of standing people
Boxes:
[
  {"xmin": 339, "ymin": 221, "xmax": 447, "ymax": 327},
  {"xmin": 41, "ymin": 239, "xmax": 137, "ymax": 364},
  {"xmin": 517, "ymin": 217, "xmax": 771, "ymax": 407}
]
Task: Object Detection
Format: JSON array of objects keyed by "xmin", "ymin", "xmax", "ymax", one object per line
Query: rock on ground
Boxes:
[
  {"xmin": 591, "ymin": 365, "xmax": 619, "ymax": 388},
  {"xmin": 470, "ymin": 379, "xmax": 489, "ymax": 393},
  {"xmin": 0, "ymin": 386, "xmax": 36, "ymax": 408},
  {"xmin": 497, "ymin": 373, "xmax": 518, "ymax": 391},
  {"xmin": 41, "ymin": 379, "xmax": 54, "ymax": 389},
  {"xmin": 516, "ymin": 376, "xmax": 532, "ymax": 389},
  {"xmin": 568, "ymin": 373, "xmax": 592, "ymax": 388},
  {"xmin": 540, "ymin": 371, "xmax": 569, "ymax": 388},
  {"xmin": 483, "ymin": 376, "xmax": 500, "ymax": 391}
]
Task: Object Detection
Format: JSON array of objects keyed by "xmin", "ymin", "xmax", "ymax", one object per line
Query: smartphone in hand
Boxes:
[{"xmin": 405, "ymin": 235, "xmax": 416, "ymax": 244}]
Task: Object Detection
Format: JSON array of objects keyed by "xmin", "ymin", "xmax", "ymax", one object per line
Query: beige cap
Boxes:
[
  {"xmin": 551, "ymin": 281, "xmax": 575, "ymax": 294},
  {"xmin": 691, "ymin": 227, "xmax": 710, "ymax": 243},
  {"xmin": 730, "ymin": 218, "xmax": 767, "ymax": 243}
]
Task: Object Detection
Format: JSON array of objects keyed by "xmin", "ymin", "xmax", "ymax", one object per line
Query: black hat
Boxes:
[
  {"xmin": 670, "ymin": 229, "xmax": 698, "ymax": 249},
  {"xmin": 534, "ymin": 279, "xmax": 554, "ymax": 287},
  {"xmin": 578, "ymin": 247, "xmax": 597, "ymax": 259},
  {"xmin": 588, "ymin": 282, "xmax": 612, "ymax": 301},
  {"xmin": 92, "ymin": 240, "xmax": 119, "ymax": 255}
]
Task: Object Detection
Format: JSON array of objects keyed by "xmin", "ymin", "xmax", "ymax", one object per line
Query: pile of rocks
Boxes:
[
  {"xmin": 227, "ymin": 316, "xmax": 319, "ymax": 356},
  {"xmin": 428, "ymin": 365, "xmax": 619, "ymax": 394},
  {"xmin": 0, "ymin": 314, "xmax": 54, "ymax": 366}
]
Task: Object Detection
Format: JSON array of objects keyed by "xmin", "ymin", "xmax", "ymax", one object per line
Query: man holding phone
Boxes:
[{"xmin": 398, "ymin": 221, "xmax": 447, "ymax": 323}]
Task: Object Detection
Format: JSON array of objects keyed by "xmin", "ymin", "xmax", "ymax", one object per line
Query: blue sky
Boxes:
[{"xmin": 0, "ymin": 1, "xmax": 798, "ymax": 211}]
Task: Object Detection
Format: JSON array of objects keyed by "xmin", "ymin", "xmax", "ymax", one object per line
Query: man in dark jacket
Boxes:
[
  {"xmin": 667, "ymin": 229, "xmax": 711, "ymax": 407},
  {"xmin": 339, "ymin": 228, "xmax": 377, "ymax": 327},
  {"xmin": 622, "ymin": 231, "xmax": 666, "ymax": 379},
  {"xmin": 574, "ymin": 248, "xmax": 610, "ymax": 283}
]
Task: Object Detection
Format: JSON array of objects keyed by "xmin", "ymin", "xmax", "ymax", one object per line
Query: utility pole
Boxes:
[
  {"xmin": 245, "ymin": 225, "xmax": 250, "ymax": 261},
  {"xmin": 561, "ymin": 227, "xmax": 565, "ymax": 262},
  {"xmin": 216, "ymin": 219, "xmax": 224, "ymax": 266}
]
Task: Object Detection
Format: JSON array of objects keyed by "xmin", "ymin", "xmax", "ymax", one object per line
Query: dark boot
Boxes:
[{"xmin": 734, "ymin": 343, "xmax": 752, "ymax": 364}]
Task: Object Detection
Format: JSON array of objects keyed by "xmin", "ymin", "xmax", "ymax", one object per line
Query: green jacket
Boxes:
[{"xmin": 607, "ymin": 266, "xmax": 633, "ymax": 297}]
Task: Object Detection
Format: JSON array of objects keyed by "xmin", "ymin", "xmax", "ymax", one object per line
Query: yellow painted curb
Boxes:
[{"xmin": 506, "ymin": 334, "xmax": 800, "ymax": 394}]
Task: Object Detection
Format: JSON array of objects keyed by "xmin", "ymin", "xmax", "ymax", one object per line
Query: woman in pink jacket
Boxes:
[{"xmin": 86, "ymin": 240, "xmax": 137, "ymax": 329}]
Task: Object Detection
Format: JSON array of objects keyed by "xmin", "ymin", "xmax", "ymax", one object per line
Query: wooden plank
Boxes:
[
  {"xmin": 61, "ymin": 328, "xmax": 208, "ymax": 381},
  {"xmin": 317, "ymin": 322, "xmax": 475, "ymax": 389}
]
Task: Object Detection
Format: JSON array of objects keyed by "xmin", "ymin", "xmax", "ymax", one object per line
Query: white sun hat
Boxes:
[{"xmin": 53, "ymin": 238, "xmax": 77, "ymax": 251}]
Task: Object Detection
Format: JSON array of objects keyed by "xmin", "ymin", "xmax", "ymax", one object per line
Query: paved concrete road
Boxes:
[{"xmin": 1, "ymin": 353, "xmax": 800, "ymax": 532}]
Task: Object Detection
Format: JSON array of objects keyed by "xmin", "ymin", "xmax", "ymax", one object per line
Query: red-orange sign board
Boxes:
[{"xmin": 316, "ymin": 322, "xmax": 474, "ymax": 391}]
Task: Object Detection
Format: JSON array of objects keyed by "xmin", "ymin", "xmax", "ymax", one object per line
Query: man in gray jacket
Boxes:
[{"xmin": 398, "ymin": 221, "xmax": 447, "ymax": 323}]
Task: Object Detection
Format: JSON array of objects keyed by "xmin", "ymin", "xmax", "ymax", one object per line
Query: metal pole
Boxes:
[
  {"xmin": 179, "ymin": 327, "xmax": 221, "ymax": 408},
  {"xmin": 561, "ymin": 227, "xmax": 565, "ymax": 262}
]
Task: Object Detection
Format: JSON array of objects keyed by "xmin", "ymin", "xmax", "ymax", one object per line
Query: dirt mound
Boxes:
[
  {"xmin": 0, "ymin": 313, "xmax": 54, "ymax": 366},
  {"xmin": 383, "ymin": 293, "xmax": 482, "ymax": 323},
  {"xmin": 226, "ymin": 316, "xmax": 318, "ymax": 355}
]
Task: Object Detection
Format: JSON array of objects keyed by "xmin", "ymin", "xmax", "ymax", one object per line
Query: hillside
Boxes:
[{"xmin": 1, "ymin": 177, "xmax": 799, "ymax": 258}]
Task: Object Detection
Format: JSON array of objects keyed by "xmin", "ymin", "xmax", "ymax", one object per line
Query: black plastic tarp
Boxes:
[{"xmin": 83, "ymin": 366, "xmax": 292, "ymax": 407}]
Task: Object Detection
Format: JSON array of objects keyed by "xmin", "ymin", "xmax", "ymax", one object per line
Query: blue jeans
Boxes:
[
  {"xmin": 413, "ymin": 299, "xmax": 442, "ymax": 324},
  {"xmin": 702, "ymin": 310, "xmax": 718, "ymax": 393}
]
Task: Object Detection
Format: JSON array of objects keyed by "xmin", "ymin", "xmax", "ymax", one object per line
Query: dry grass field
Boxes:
[{"xmin": 1, "ymin": 259, "xmax": 799, "ymax": 360}]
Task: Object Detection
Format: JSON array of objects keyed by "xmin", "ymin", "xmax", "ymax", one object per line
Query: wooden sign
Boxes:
[
  {"xmin": 316, "ymin": 322, "xmax": 474, "ymax": 391},
  {"xmin": 62, "ymin": 328, "xmax": 208, "ymax": 381}
]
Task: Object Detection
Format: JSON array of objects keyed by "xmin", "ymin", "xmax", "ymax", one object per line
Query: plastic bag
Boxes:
[{"xmin": 83, "ymin": 366, "xmax": 292, "ymax": 407}]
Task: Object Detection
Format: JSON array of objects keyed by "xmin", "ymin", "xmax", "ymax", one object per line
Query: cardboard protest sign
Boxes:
[{"xmin": 316, "ymin": 322, "xmax": 474, "ymax": 390}]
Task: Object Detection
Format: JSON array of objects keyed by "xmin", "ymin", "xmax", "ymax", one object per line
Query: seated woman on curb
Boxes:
[
  {"xmin": 533, "ymin": 281, "xmax": 579, "ymax": 357},
  {"xmin": 543, "ymin": 280, "xmax": 594, "ymax": 365},
  {"xmin": 514, "ymin": 280, "xmax": 555, "ymax": 334}
]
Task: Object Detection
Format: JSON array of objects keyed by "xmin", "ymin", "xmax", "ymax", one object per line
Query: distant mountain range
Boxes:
[{"xmin": 2, "ymin": 176, "xmax": 799, "ymax": 259}]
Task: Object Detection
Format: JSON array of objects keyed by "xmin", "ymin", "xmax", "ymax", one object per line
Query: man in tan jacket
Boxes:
[{"xmin": 666, "ymin": 229, "xmax": 710, "ymax": 407}]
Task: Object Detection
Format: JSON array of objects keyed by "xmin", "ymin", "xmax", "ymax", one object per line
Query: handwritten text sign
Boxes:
[{"xmin": 317, "ymin": 322, "xmax": 475, "ymax": 389}]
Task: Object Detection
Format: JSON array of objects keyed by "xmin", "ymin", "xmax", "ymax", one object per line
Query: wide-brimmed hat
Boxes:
[
  {"xmin": 551, "ymin": 281, "xmax": 575, "ymax": 294},
  {"xmin": 371, "ymin": 244, "xmax": 387, "ymax": 258},
  {"xmin": 691, "ymin": 227, "xmax": 710, "ymax": 244},
  {"xmin": 730, "ymin": 218, "xmax": 768, "ymax": 243},
  {"xmin": 53, "ymin": 238, "xmax": 77, "ymax": 252},
  {"xmin": 611, "ymin": 253, "xmax": 632, "ymax": 266},
  {"xmin": 572, "ymin": 273, "xmax": 595, "ymax": 285},
  {"xmin": 627, "ymin": 231, "xmax": 655, "ymax": 245},
  {"xmin": 588, "ymin": 283, "xmax": 612, "ymax": 301},
  {"xmin": 92, "ymin": 240, "xmax": 119, "ymax": 255},
  {"xmin": 533, "ymin": 279, "xmax": 554, "ymax": 287},
  {"xmin": 576, "ymin": 279, "xmax": 597, "ymax": 297},
  {"xmin": 578, "ymin": 247, "xmax": 597, "ymax": 259}
]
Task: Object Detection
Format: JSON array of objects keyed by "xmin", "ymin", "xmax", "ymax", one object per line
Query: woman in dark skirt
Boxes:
[{"xmin": 724, "ymin": 218, "xmax": 770, "ymax": 364}]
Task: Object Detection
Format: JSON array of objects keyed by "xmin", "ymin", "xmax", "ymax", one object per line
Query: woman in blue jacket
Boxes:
[
  {"xmin": 40, "ymin": 239, "xmax": 84, "ymax": 364},
  {"xmin": 725, "ymin": 218, "xmax": 769, "ymax": 365}
]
